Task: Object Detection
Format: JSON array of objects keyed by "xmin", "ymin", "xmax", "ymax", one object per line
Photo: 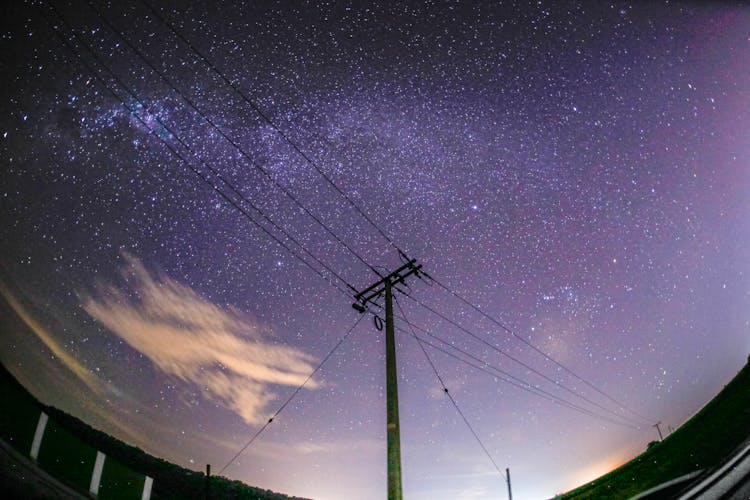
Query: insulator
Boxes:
[{"xmin": 352, "ymin": 302, "xmax": 366, "ymax": 313}]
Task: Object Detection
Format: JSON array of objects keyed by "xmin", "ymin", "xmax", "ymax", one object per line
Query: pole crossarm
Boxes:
[{"xmin": 351, "ymin": 258, "xmax": 422, "ymax": 312}]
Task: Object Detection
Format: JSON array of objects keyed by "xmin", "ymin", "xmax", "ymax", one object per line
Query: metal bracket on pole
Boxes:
[{"xmin": 351, "ymin": 258, "xmax": 422, "ymax": 313}]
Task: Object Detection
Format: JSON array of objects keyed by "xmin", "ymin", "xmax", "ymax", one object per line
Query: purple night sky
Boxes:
[{"xmin": 1, "ymin": 1, "xmax": 749, "ymax": 498}]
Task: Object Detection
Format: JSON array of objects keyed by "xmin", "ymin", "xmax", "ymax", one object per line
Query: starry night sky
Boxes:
[{"xmin": 1, "ymin": 1, "xmax": 749, "ymax": 498}]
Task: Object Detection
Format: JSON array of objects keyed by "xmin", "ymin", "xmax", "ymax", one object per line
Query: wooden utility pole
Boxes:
[
  {"xmin": 205, "ymin": 464, "xmax": 211, "ymax": 500},
  {"xmin": 352, "ymin": 258, "xmax": 422, "ymax": 500},
  {"xmin": 506, "ymin": 468, "xmax": 513, "ymax": 500},
  {"xmin": 653, "ymin": 421, "xmax": 664, "ymax": 441},
  {"xmin": 384, "ymin": 279, "xmax": 402, "ymax": 500}
]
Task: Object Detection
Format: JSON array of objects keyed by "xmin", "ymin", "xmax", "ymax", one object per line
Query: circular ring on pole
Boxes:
[{"xmin": 374, "ymin": 315, "xmax": 384, "ymax": 331}]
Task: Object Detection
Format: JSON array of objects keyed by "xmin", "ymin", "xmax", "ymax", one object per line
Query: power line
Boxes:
[
  {"xmin": 403, "ymin": 293, "xmax": 645, "ymax": 427},
  {"xmin": 41, "ymin": 5, "xmax": 649, "ymax": 497},
  {"xmin": 52, "ymin": 0, "xmax": 646, "ymax": 459},
  {"xmin": 162, "ymin": 0, "xmax": 654, "ymax": 426},
  {"xmin": 45, "ymin": 14, "xmax": 371, "ymax": 480},
  {"xmin": 394, "ymin": 296, "xmax": 504, "ymax": 477},
  {"xmin": 151, "ymin": 0, "xmax": 652, "ymax": 426},
  {"xmin": 386, "ymin": 305, "xmax": 641, "ymax": 428},
  {"xmin": 388, "ymin": 315, "xmax": 640, "ymax": 429},
  {"xmin": 96, "ymin": 0, "xmax": 646, "ymax": 427},
  {"xmin": 423, "ymin": 272, "xmax": 656, "ymax": 424},
  {"xmin": 83, "ymin": 0, "xmax": 384, "ymax": 281},
  {"xmin": 135, "ymin": 0, "xmax": 403, "ymax": 258},
  {"xmin": 219, "ymin": 314, "xmax": 365, "ymax": 475},
  {"xmin": 371, "ymin": 292, "xmax": 641, "ymax": 427},
  {"xmin": 414, "ymin": 332, "xmax": 639, "ymax": 427},
  {"xmin": 43, "ymin": 2, "xmax": 355, "ymax": 299}
]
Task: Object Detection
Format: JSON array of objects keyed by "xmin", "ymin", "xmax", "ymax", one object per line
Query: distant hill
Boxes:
[
  {"xmin": 559, "ymin": 355, "xmax": 750, "ymax": 499},
  {"xmin": 0, "ymin": 362, "xmax": 310, "ymax": 500}
]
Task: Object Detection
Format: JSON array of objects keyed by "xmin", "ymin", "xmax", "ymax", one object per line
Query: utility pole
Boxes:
[
  {"xmin": 205, "ymin": 464, "xmax": 211, "ymax": 500},
  {"xmin": 384, "ymin": 279, "xmax": 402, "ymax": 500},
  {"xmin": 352, "ymin": 258, "xmax": 422, "ymax": 500},
  {"xmin": 653, "ymin": 421, "xmax": 663, "ymax": 441},
  {"xmin": 506, "ymin": 468, "xmax": 513, "ymax": 500}
]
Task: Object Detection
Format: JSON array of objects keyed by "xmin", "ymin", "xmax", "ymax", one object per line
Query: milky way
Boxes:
[{"xmin": 1, "ymin": 1, "xmax": 749, "ymax": 499}]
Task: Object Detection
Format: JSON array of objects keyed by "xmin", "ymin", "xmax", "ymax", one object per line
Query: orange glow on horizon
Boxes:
[{"xmin": 564, "ymin": 449, "xmax": 633, "ymax": 492}]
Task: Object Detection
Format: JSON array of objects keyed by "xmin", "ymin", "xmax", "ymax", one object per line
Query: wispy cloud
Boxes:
[
  {"xmin": 82, "ymin": 253, "xmax": 318, "ymax": 424},
  {"xmin": 240, "ymin": 436, "xmax": 383, "ymax": 465},
  {"xmin": 1, "ymin": 280, "xmax": 200, "ymax": 454},
  {"xmin": 0, "ymin": 284, "xmax": 102, "ymax": 396}
]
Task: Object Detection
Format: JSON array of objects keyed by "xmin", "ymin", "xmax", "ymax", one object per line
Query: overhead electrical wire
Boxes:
[
  {"xmin": 402, "ymin": 293, "xmax": 646, "ymax": 428},
  {"xmin": 117, "ymin": 0, "xmax": 652, "ymax": 430},
  {"xmin": 135, "ymin": 0, "xmax": 404, "ymax": 259},
  {"xmin": 134, "ymin": 0, "xmax": 654, "ymax": 427},
  {"xmin": 112, "ymin": 2, "xmax": 652, "ymax": 428},
  {"xmin": 360, "ymin": 291, "xmax": 641, "ymax": 428},
  {"xmin": 382, "ymin": 304, "xmax": 641, "ymax": 428},
  {"xmin": 40, "ymin": 10, "xmax": 378, "ymax": 479},
  {"xmin": 46, "ymin": 0, "xmax": 653, "ymax": 470},
  {"xmin": 405, "ymin": 291, "xmax": 647, "ymax": 427},
  {"xmin": 218, "ymin": 314, "xmax": 366, "ymax": 475},
  {"xmin": 413, "ymin": 332, "xmax": 640, "ymax": 429},
  {"xmin": 42, "ymin": 2, "xmax": 357, "ymax": 300},
  {"xmin": 422, "ymin": 272, "xmax": 656, "ymax": 424},
  {"xmin": 82, "ymin": 0, "xmax": 384, "ymax": 283},
  {"xmin": 394, "ymin": 296, "xmax": 505, "ymax": 477},
  {"xmin": 387, "ymin": 314, "xmax": 641, "ymax": 429}
]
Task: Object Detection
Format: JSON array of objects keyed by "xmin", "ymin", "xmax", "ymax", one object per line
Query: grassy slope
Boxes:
[
  {"xmin": 561, "ymin": 357, "xmax": 750, "ymax": 499},
  {"xmin": 0, "ymin": 362, "xmax": 310, "ymax": 500}
]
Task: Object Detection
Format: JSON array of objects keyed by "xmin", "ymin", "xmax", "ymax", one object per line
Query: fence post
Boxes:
[
  {"xmin": 89, "ymin": 451, "xmax": 106, "ymax": 496},
  {"xmin": 141, "ymin": 476, "xmax": 154, "ymax": 500},
  {"xmin": 30, "ymin": 411, "xmax": 48, "ymax": 461}
]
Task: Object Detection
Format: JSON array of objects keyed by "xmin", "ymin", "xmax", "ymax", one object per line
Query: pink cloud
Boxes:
[{"xmin": 82, "ymin": 253, "xmax": 318, "ymax": 424}]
